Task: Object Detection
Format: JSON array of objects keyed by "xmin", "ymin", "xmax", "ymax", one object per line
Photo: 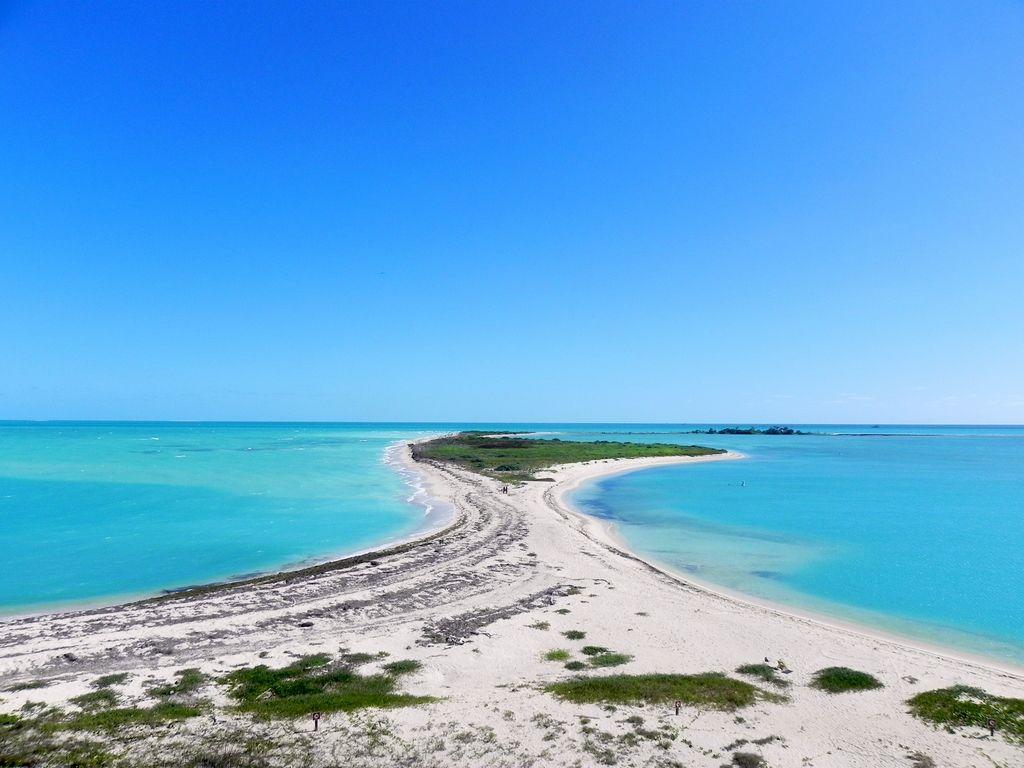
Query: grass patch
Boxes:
[
  {"xmin": 562, "ymin": 630, "xmax": 586, "ymax": 640},
  {"xmin": 0, "ymin": 724, "xmax": 115, "ymax": 767},
  {"xmin": 65, "ymin": 701, "xmax": 204, "ymax": 731},
  {"xmin": 380, "ymin": 659, "xmax": 421, "ymax": 676},
  {"xmin": 5, "ymin": 680, "xmax": 50, "ymax": 692},
  {"xmin": 338, "ymin": 652, "xmax": 379, "ymax": 667},
  {"xmin": 546, "ymin": 672, "xmax": 767, "ymax": 710},
  {"xmin": 589, "ymin": 653, "xmax": 633, "ymax": 668},
  {"xmin": 221, "ymin": 653, "xmax": 436, "ymax": 719},
  {"xmin": 907, "ymin": 685, "xmax": 1024, "ymax": 742},
  {"xmin": 70, "ymin": 690, "xmax": 119, "ymax": 710},
  {"xmin": 810, "ymin": 667, "xmax": 883, "ymax": 693},
  {"xmin": 92, "ymin": 673, "xmax": 129, "ymax": 689},
  {"xmin": 529, "ymin": 621, "xmax": 550, "ymax": 630},
  {"xmin": 580, "ymin": 646, "xmax": 609, "ymax": 656},
  {"xmin": 149, "ymin": 667, "xmax": 207, "ymax": 698},
  {"xmin": 555, "ymin": 608, "xmax": 571, "ymax": 615},
  {"xmin": 735, "ymin": 663, "xmax": 790, "ymax": 688},
  {"xmin": 412, "ymin": 433, "xmax": 724, "ymax": 482},
  {"xmin": 544, "ymin": 649, "xmax": 572, "ymax": 662},
  {"xmin": 565, "ymin": 661, "xmax": 587, "ymax": 671}
]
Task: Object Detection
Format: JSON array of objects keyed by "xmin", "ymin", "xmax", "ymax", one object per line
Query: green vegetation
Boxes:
[
  {"xmin": 545, "ymin": 672, "xmax": 768, "ymax": 710},
  {"xmin": 730, "ymin": 753, "xmax": 767, "ymax": 767},
  {"xmin": 907, "ymin": 685, "xmax": 1024, "ymax": 742},
  {"xmin": 589, "ymin": 653, "xmax": 633, "ymax": 668},
  {"xmin": 150, "ymin": 668, "xmax": 207, "ymax": 697},
  {"xmin": 735, "ymin": 663, "xmax": 790, "ymax": 688},
  {"xmin": 562, "ymin": 630, "xmax": 586, "ymax": 640},
  {"xmin": 221, "ymin": 653, "xmax": 435, "ymax": 718},
  {"xmin": 0, "ymin": 712, "xmax": 114, "ymax": 768},
  {"xmin": 412, "ymin": 432, "xmax": 724, "ymax": 483},
  {"xmin": 544, "ymin": 649, "xmax": 572, "ymax": 662},
  {"xmin": 529, "ymin": 621, "xmax": 550, "ymax": 630},
  {"xmin": 554, "ymin": 608, "xmax": 571, "ymax": 615},
  {"xmin": 565, "ymin": 661, "xmax": 587, "ymax": 671},
  {"xmin": 380, "ymin": 659, "xmax": 421, "ymax": 676},
  {"xmin": 70, "ymin": 690, "xmax": 120, "ymax": 710},
  {"xmin": 5, "ymin": 679, "xmax": 50, "ymax": 692},
  {"xmin": 65, "ymin": 701, "xmax": 204, "ymax": 731},
  {"xmin": 339, "ymin": 650, "xmax": 385, "ymax": 666},
  {"xmin": 92, "ymin": 673, "xmax": 129, "ymax": 689},
  {"xmin": 810, "ymin": 667, "xmax": 883, "ymax": 693},
  {"xmin": 581, "ymin": 646, "xmax": 609, "ymax": 656}
]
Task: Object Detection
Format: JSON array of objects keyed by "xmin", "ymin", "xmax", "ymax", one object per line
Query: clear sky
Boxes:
[{"xmin": 1, "ymin": 1, "xmax": 1022, "ymax": 423}]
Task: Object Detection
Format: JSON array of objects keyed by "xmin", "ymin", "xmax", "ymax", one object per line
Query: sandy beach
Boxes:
[{"xmin": 1, "ymin": 444, "xmax": 1022, "ymax": 767}]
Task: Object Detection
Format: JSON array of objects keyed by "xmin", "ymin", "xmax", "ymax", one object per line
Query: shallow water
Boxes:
[
  {"xmin": 567, "ymin": 425, "xmax": 1024, "ymax": 665},
  {"xmin": 0, "ymin": 422, "xmax": 453, "ymax": 612},
  {"xmin": 4, "ymin": 421, "xmax": 1023, "ymax": 668}
]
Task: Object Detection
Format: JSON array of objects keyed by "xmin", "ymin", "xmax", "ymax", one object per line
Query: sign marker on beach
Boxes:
[
  {"xmin": 312, "ymin": 712, "xmax": 322, "ymax": 731},
  {"xmin": 674, "ymin": 700, "xmax": 681, "ymax": 716}
]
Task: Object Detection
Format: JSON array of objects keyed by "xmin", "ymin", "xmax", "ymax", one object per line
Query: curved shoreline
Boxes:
[
  {"xmin": 0, "ymin": 438, "xmax": 458, "ymax": 620},
  {"xmin": 4, "ymin": 442, "xmax": 1023, "ymax": 680},
  {"xmin": 548, "ymin": 451, "xmax": 1024, "ymax": 679},
  {"xmin": 2, "ymin": 443, "xmax": 1023, "ymax": 767}
]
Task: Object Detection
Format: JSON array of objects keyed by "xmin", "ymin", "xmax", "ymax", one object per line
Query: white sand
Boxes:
[{"xmin": 1, "ymin": 446, "xmax": 1022, "ymax": 767}]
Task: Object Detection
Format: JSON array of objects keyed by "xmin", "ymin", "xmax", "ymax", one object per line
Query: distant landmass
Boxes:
[{"xmin": 686, "ymin": 426, "xmax": 811, "ymax": 436}]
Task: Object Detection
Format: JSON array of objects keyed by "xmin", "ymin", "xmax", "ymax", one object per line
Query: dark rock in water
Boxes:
[{"xmin": 370, "ymin": 560, "xmax": 381, "ymax": 566}]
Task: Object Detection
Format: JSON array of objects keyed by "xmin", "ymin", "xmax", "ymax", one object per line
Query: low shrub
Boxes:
[{"xmin": 810, "ymin": 667, "xmax": 883, "ymax": 694}]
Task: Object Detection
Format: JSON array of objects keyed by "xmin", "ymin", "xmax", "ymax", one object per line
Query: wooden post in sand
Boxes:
[
  {"xmin": 674, "ymin": 700, "xmax": 681, "ymax": 716},
  {"xmin": 312, "ymin": 712, "xmax": 322, "ymax": 731}
]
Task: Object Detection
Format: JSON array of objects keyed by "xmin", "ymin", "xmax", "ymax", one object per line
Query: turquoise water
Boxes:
[
  {"xmin": 568, "ymin": 425, "xmax": 1024, "ymax": 665},
  {"xmin": 3, "ymin": 422, "xmax": 1023, "ymax": 667},
  {"xmin": 0, "ymin": 422, "xmax": 455, "ymax": 612}
]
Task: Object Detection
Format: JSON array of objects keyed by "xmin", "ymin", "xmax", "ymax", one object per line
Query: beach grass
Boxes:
[
  {"xmin": 735, "ymin": 663, "xmax": 791, "ymax": 688},
  {"xmin": 381, "ymin": 659, "xmax": 421, "ymax": 676},
  {"xmin": 588, "ymin": 653, "xmax": 633, "ymax": 668},
  {"xmin": 0, "ymin": 715, "xmax": 115, "ymax": 768},
  {"xmin": 907, "ymin": 685, "xmax": 1024, "ymax": 742},
  {"xmin": 92, "ymin": 673, "xmax": 130, "ymax": 689},
  {"xmin": 64, "ymin": 701, "xmax": 205, "ymax": 730},
  {"xmin": 149, "ymin": 668, "xmax": 207, "ymax": 698},
  {"xmin": 221, "ymin": 653, "xmax": 435, "ymax": 719},
  {"xmin": 70, "ymin": 689, "xmax": 120, "ymax": 710},
  {"xmin": 544, "ymin": 649, "xmax": 572, "ymax": 662},
  {"xmin": 4, "ymin": 680, "xmax": 51, "ymax": 692},
  {"xmin": 412, "ymin": 432, "xmax": 724, "ymax": 482},
  {"xmin": 810, "ymin": 667, "xmax": 883, "ymax": 693},
  {"xmin": 562, "ymin": 630, "xmax": 586, "ymax": 640},
  {"xmin": 545, "ymin": 672, "xmax": 767, "ymax": 709}
]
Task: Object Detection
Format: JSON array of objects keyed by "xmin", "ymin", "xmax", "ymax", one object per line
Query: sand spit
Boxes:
[{"xmin": 1, "ymin": 446, "xmax": 1021, "ymax": 767}]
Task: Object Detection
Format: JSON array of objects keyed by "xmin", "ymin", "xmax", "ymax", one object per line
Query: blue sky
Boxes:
[{"xmin": 1, "ymin": 1, "xmax": 1022, "ymax": 423}]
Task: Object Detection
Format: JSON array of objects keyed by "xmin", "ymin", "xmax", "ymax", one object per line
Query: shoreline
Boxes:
[
  {"xmin": 0, "ymin": 438, "xmax": 457, "ymax": 621},
  {"xmin": 5, "ymin": 443, "xmax": 1022, "ymax": 677},
  {"xmin": 549, "ymin": 452, "xmax": 1024, "ymax": 679},
  {"xmin": 2, "ymin": 443, "xmax": 1022, "ymax": 767}
]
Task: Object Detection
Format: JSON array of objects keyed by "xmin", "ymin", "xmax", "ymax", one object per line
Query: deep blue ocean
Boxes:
[{"xmin": 1, "ymin": 422, "xmax": 1022, "ymax": 666}]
